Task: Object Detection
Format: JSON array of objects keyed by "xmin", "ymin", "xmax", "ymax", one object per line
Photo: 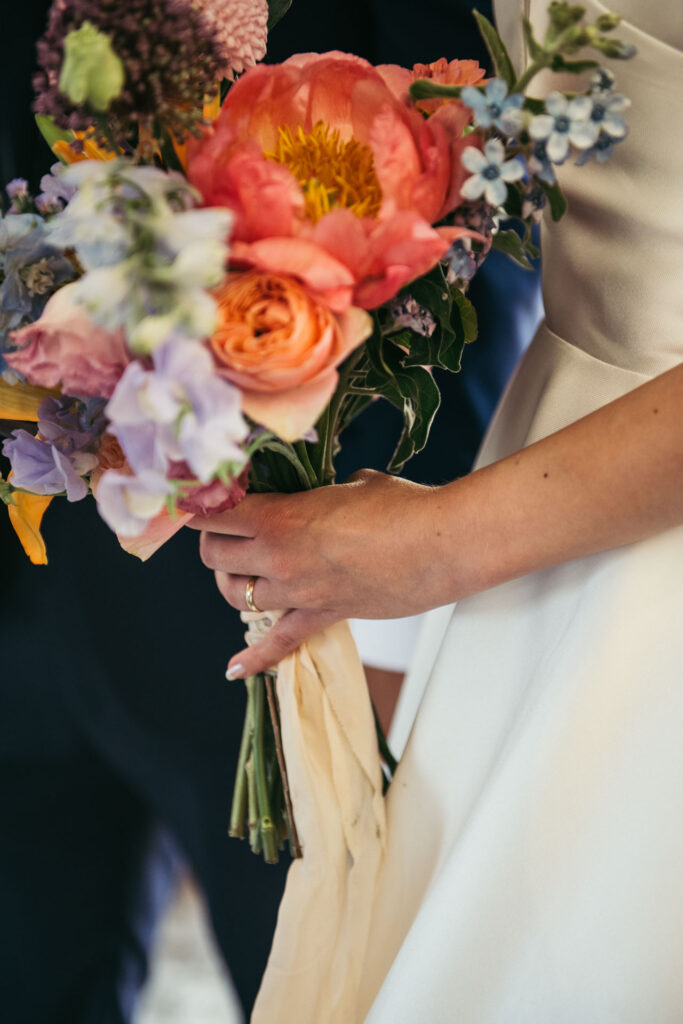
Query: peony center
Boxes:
[{"xmin": 266, "ymin": 121, "xmax": 382, "ymax": 223}]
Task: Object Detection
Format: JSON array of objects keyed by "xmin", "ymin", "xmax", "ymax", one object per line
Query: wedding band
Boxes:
[{"xmin": 245, "ymin": 576, "xmax": 262, "ymax": 614}]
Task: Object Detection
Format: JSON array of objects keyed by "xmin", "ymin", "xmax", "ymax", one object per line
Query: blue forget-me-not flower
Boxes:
[
  {"xmin": 460, "ymin": 139, "xmax": 525, "ymax": 208},
  {"xmin": 461, "ymin": 78, "xmax": 524, "ymax": 135}
]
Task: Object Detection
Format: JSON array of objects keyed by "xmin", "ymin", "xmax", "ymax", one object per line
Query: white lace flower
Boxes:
[
  {"xmin": 529, "ymin": 92, "xmax": 597, "ymax": 162},
  {"xmin": 460, "ymin": 140, "xmax": 525, "ymax": 208}
]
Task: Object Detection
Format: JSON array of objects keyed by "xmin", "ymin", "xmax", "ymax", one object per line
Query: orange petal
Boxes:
[
  {"xmin": 0, "ymin": 379, "xmax": 60, "ymax": 421},
  {"xmin": 118, "ymin": 508, "xmax": 193, "ymax": 561},
  {"xmin": 241, "ymin": 305, "xmax": 372, "ymax": 440},
  {"xmin": 7, "ymin": 492, "xmax": 52, "ymax": 565},
  {"xmin": 241, "ymin": 368, "xmax": 340, "ymax": 442}
]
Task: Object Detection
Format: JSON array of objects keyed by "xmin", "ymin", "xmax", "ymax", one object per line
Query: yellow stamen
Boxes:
[{"xmin": 266, "ymin": 121, "xmax": 382, "ymax": 223}]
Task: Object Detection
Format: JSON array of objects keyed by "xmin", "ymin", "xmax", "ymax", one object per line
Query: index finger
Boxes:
[{"xmin": 185, "ymin": 492, "xmax": 277, "ymax": 536}]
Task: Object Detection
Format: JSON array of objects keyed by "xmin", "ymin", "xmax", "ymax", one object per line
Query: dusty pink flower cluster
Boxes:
[{"xmin": 193, "ymin": 0, "xmax": 268, "ymax": 78}]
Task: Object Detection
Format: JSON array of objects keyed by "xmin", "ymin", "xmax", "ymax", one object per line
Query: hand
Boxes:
[{"xmin": 192, "ymin": 470, "xmax": 445, "ymax": 677}]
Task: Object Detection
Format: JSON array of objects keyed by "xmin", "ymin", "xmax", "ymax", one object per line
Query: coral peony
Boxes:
[
  {"xmin": 188, "ymin": 52, "xmax": 479, "ymax": 311},
  {"xmin": 211, "ymin": 270, "xmax": 372, "ymax": 439},
  {"xmin": 6, "ymin": 283, "xmax": 129, "ymax": 399}
]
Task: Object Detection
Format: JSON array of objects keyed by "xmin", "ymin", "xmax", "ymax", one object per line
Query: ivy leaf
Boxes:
[
  {"xmin": 473, "ymin": 11, "xmax": 517, "ymax": 88},
  {"xmin": 267, "ymin": 0, "xmax": 293, "ymax": 30},
  {"xmin": 385, "ymin": 366, "xmax": 441, "ymax": 474},
  {"xmin": 363, "ymin": 328, "xmax": 441, "ymax": 473},
  {"xmin": 536, "ymin": 177, "xmax": 568, "ymax": 221}
]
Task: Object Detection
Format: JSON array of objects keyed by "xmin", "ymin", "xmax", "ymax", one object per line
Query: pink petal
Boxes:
[
  {"xmin": 118, "ymin": 508, "xmax": 194, "ymax": 561},
  {"xmin": 230, "ymin": 237, "xmax": 355, "ymax": 313},
  {"xmin": 241, "ymin": 368, "xmax": 340, "ymax": 441}
]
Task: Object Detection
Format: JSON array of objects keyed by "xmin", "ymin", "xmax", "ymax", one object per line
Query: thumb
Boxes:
[{"xmin": 226, "ymin": 609, "xmax": 336, "ymax": 679}]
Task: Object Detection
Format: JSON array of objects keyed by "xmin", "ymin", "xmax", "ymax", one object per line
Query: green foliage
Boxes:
[
  {"xmin": 473, "ymin": 11, "xmax": 517, "ymax": 88},
  {"xmin": 35, "ymin": 114, "xmax": 75, "ymax": 157},
  {"xmin": 267, "ymin": 0, "xmax": 294, "ymax": 31},
  {"xmin": 409, "ymin": 79, "xmax": 464, "ymax": 101},
  {"xmin": 550, "ymin": 54, "xmax": 600, "ymax": 73},
  {"xmin": 537, "ymin": 178, "xmax": 568, "ymax": 221},
  {"xmin": 354, "ymin": 266, "xmax": 478, "ymax": 473},
  {"xmin": 491, "ymin": 229, "xmax": 536, "ymax": 269}
]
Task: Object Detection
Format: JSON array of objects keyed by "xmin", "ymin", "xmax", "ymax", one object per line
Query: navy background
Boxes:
[{"xmin": 0, "ymin": 3, "xmax": 541, "ymax": 1022}]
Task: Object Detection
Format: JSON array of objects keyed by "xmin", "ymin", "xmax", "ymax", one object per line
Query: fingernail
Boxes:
[{"xmin": 225, "ymin": 663, "xmax": 245, "ymax": 681}]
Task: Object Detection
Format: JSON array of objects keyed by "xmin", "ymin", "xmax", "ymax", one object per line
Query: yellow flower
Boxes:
[
  {"xmin": 7, "ymin": 490, "xmax": 52, "ymax": 565},
  {"xmin": 0, "ymin": 379, "xmax": 60, "ymax": 421},
  {"xmin": 52, "ymin": 130, "xmax": 117, "ymax": 164}
]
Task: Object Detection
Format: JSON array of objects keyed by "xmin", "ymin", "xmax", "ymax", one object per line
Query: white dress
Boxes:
[{"xmin": 359, "ymin": 1, "xmax": 683, "ymax": 1020}]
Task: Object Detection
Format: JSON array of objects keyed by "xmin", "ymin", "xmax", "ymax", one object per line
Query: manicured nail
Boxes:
[{"xmin": 226, "ymin": 663, "xmax": 245, "ymax": 681}]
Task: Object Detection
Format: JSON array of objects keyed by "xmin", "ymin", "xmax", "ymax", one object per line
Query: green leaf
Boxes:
[
  {"xmin": 35, "ymin": 114, "xmax": 75, "ymax": 155},
  {"xmin": 267, "ymin": 0, "xmax": 293, "ymax": 30},
  {"xmin": 536, "ymin": 177, "xmax": 568, "ymax": 221},
  {"xmin": 386, "ymin": 367, "xmax": 441, "ymax": 474},
  {"xmin": 452, "ymin": 288, "xmax": 478, "ymax": 346},
  {"xmin": 409, "ymin": 79, "xmax": 464, "ymax": 101},
  {"xmin": 473, "ymin": 10, "xmax": 517, "ymax": 88},
  {"xmin": 550, "ymin": 54, "xmax": 600, "ymax": 73},
  {"xmin": 491, "ymin": 229, "xmax": 534, "ymax": 269}
]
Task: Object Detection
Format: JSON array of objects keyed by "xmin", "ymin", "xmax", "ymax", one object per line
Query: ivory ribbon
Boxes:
[{"xmin": 242, "ymin": 611, "xmax": 387, "ymax": 1024}]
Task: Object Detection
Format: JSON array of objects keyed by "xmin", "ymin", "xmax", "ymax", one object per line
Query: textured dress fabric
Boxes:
[{"xmin": 359, "ymin": 1, "xmax": 683, "ymax": 1020}]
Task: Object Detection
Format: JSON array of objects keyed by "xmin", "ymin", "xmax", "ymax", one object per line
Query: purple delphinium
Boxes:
[
  {"xmin": 33, "ymin": 0, "xmax": 226, "ymax": 150},
  {"xmin": 0, "ymin": 211, "xmax": 76, "ymax": 373}
]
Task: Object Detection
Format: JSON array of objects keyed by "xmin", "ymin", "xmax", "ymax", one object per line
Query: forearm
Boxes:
[{"xmin": 436, "ymin": 362, "xmax": 683, "ymax": 602}]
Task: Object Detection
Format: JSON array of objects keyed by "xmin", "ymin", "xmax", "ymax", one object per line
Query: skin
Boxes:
[{"xmin": 192, "ymin": 361, "xmax": 683, "ymax": 678}]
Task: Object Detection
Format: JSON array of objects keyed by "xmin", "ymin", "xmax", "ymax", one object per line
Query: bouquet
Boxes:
[{"xmin": 0, "ymin": 1, "xmax": 634, "ymax": 1017}]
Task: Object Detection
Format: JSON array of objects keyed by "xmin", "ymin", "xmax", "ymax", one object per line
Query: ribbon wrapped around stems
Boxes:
[{"xmin": 241, "ymin": 610, "xmax": 387, "ymax": 1024}]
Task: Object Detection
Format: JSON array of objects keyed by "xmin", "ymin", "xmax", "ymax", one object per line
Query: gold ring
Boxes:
[{"xmin": 245, "ymin": 576, "xmax": 262, "ymax": 613}]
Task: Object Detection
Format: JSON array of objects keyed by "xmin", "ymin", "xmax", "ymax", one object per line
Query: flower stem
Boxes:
[
  {"xmin": 228, "ymin": 687, "xmax": 253, "ymax": 838},
  {"xmin": 264, "ymin": 673, "xmax": 302, "ymax": 859},
  {"xmin": 251, "ymin": 674, "xmax": 279, "ymax": 864}
]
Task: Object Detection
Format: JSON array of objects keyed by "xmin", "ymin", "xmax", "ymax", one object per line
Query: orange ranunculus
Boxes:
[
  {"xmin": 378, "ymin": 58, "xmax": 486, "ymax": 120},
  {"xmin": 211, "ymin": 270, "xmax": 372, "ymax": 440},
  {"xmin": 188, "ymin": 53, "xmax": 481, "ymax": 312}
]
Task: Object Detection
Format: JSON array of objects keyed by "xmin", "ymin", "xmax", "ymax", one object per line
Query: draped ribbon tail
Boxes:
[{"xmin": 250, "ymin": 617, "xmax": 386, "ymax": 1024}]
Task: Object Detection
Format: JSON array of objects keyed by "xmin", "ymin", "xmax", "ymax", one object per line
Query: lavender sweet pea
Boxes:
[
  {"xmin": 107, "ymin": 335, "xmax": 248, "ymax": 482},
  {"xmin": 3, "ymin": 430, "xmax": 92, "ymax": 501},
  {"xmin": 95, "ymin": 469, "xmax": 173, "ymax": 536}
]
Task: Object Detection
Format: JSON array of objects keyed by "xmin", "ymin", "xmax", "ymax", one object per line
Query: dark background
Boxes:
[{"xmin": 0, "ymin": 3, "xmax": 540, "ymax": 1023}]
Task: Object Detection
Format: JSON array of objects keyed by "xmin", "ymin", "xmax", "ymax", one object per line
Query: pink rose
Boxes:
[
  {"xmin": 171, "ymin": 461, "xmax": 249, "ymax": 516},
  {"xmin": 6, "ymin": 283, "xmax": 130, "ymax": 399}
]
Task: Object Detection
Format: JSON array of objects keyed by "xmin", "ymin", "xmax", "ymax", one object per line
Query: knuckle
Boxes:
[{"xmin": 270, "ymin": 627, "xmax": 299, "ymax": 657}]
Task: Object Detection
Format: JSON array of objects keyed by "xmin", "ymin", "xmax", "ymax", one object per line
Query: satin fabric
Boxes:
[
  {"xmin": 360, "ymin": 2, "xmax": 683, "ymax": 1019},
  {"xmin": 250, "ymin": 615, "xmax": 386, "ymax": 1024}
]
